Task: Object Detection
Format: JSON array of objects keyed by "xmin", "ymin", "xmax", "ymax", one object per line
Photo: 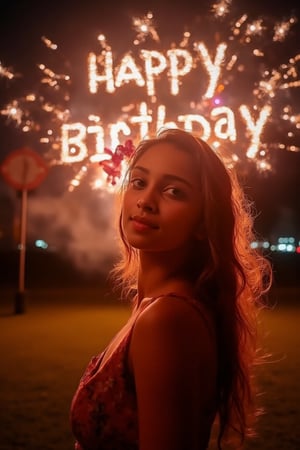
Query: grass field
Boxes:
[{"xmin": 0, "ymin": 287, "xmax": 299, "ymax": 450}]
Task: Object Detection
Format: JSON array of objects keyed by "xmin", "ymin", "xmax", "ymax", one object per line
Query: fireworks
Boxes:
[
  {"xmin": 0, "ymin": 1, "xmax": 299, "ymax": 190},
  {"xmin": 132, "ymin": 12, "xmax": 159, "ymax": 45},
  {"xmin": 211, "ymin": 0, "xmax": 232, "ymax": 18},
  {"xmin": 0, "ymin": 61, "xmax": 15, "ymax": 79}
]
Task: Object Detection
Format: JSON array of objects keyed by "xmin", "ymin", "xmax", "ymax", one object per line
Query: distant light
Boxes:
[
  {"xmin": 278, "ymin": 236, "xmax": 295, "ymax": 244},
  {"xmin": 278, "ymin": 243, "xmax": 286, "ymax": 251},
  {"xmin": 35, "ymin": 239, "xmax": 48, "ymax": 249},
  {"xmin": 251, "ymin": 240, "xmax": 270, "ymax": 249},
  {"xmin": 296, "ymin": 246, "xmax": 300, "ymax": 254},
  {"xmin": 286, "ymin": 244, "xmax": 295, "ymax": 252}
]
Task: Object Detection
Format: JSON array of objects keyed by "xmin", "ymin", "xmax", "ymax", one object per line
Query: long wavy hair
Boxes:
[{"xmin": 111, "ymin": 128, "xmax": 272, "ymax": 448}]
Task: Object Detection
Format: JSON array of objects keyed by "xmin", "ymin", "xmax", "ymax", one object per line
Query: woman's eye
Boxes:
[
  {"xmin": 130, "ymin": 178, "xmax": 145, "ymax": 189},
  {"xmin": 164, "ymin": 187, "xmax": 184, "ymax": 198}
]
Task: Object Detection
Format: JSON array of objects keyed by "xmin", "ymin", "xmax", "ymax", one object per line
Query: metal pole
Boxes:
[{"xmin": 15, "ymin": 188, "xmax": 27, "ymax": 314}]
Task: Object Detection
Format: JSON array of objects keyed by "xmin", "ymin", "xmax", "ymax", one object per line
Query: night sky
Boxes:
[{"xmin": 0, "ymin": 0, "xmax": 299, "ymax": 253}]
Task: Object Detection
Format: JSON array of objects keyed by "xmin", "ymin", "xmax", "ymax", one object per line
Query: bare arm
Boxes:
[{"xmin": 129, "ymin": 296, "xmax": 217, "ymax": 450}]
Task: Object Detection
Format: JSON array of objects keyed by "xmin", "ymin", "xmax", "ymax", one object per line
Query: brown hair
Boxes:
[{"xmin": 111, "ymin": 128, "xmax": 272, "ymax": 448}]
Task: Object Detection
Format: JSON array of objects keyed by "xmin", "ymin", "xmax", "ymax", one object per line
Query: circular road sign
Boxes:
[{"xmin": 1, "ymin": 147, "xmax": 48, "ymax": 191}]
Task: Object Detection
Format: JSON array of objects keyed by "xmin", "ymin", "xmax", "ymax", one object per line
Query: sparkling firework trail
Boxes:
[{"xmin": 0, "ymin": 0, "xmax": 299, "ymax": 191}]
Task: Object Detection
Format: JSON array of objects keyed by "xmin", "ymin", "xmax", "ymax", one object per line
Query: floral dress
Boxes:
[
  {"xmin": 70, "ymin": 295, "xmax": 216, "ymax": 450},
  {"xmin": 70, "ymin": 319, "xmax": 140, "ymax": 449}
]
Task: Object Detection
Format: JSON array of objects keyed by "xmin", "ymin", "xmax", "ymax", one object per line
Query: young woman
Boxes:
[{"xmin": 70, "ymin": 128, "xmax": 271, "ymax": 450}]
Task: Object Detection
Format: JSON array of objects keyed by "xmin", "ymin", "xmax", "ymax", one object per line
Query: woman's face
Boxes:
[{"xmin": 122, "ymin": 142, "xmax": 203, "ymax": 255}]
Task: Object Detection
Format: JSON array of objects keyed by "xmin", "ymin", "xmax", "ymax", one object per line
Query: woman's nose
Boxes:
[{"xmin": 137, "ymin": 197, "xmax": 157, "ymax": 212}]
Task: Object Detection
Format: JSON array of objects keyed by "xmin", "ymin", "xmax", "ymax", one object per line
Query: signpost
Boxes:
[{"xmin": 1, "ymin": 148, "xmax": 48, "ymax": 314}]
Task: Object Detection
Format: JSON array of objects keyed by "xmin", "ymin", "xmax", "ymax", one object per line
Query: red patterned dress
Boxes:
[{"xmin": 70, "ymin": 295, "xmax": 216, "ymax": 450}]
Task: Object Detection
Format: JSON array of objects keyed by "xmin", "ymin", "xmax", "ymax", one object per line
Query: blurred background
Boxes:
[
  {"xmin": 0, "ymin": 0, "xmax": 299, "ymax": 291},
  {"xmin": 0, "ymin": 1, "xmax": 299, "ymax": 448},
  {"xmin": 0, "ymin": 0, "xmax": 299, "ymax": 289}
]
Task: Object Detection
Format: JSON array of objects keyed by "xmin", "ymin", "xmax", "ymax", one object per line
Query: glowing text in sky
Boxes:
[{"xmin": 61, "ymin": 43, "xmax": 271, "ymax": 163}]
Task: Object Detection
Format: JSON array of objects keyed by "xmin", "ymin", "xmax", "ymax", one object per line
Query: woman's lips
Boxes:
[{"xmin": 130, "ymin": 215, "xmax": 159, "ymax": 231}]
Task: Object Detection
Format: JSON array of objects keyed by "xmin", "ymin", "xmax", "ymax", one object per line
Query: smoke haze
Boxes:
[{"xmin": 27, "ymin": 189, "xmax": 119, "ymax": 274}]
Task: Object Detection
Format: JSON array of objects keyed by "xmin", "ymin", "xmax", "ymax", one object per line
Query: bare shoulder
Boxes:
[
  {"xmin": 135, "ymin": 295, "xmax": 214, "ymax": 339},
  {"xmin": 130, "ymin": 295, "xmax": 216, "ymax": 370},
  {"xmin": 129, "ymin": 296, "xmax": 217, "ymax": 450}
]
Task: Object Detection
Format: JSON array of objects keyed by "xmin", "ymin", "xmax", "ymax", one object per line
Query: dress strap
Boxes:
[{"xmin": 136, "ymin": 293, "xmax": 216, "ymax": 340}]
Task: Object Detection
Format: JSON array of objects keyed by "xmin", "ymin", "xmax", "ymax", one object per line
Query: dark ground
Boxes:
[{"xmin": 0, "ymin": 249, "xmax": 299, "ymax": 450}]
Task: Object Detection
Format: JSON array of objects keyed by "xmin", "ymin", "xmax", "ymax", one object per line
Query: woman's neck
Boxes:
[{"xmin": 137, "ymin": 250, "xmax": 194, "ymax": 302}]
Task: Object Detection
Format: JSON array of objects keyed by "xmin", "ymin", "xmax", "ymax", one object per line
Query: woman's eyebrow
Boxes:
[
  {"xmin": 132, "ymin": 165, "xmax": 193, "ymax": 188},
  {"xmin": 131, "ymin": 165, "xmax": 148, "ymax": 174}
]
